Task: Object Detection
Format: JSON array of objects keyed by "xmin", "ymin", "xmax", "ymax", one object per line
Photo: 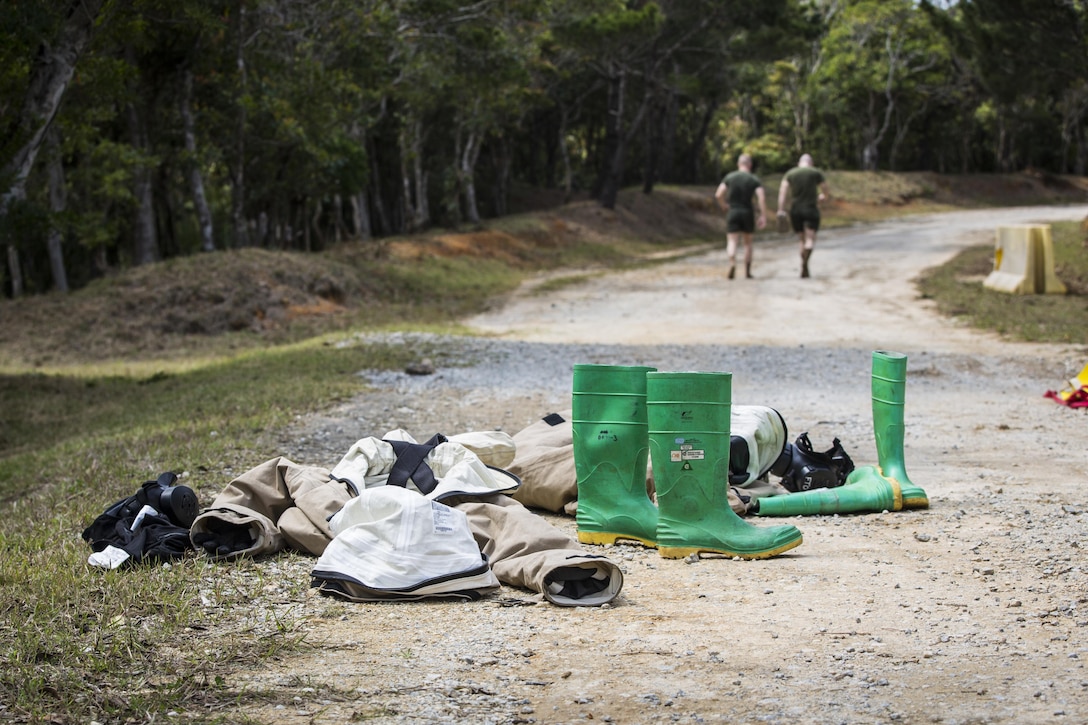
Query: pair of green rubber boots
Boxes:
[
  {"xmin": 572, "ymin": 364, "xmax": 802, "ymax": 559},
  {"xmin": 572, "ymin": 352, "xmax": 928, "ymax": 558},
  {"xmin": 754, "ymin": 350, "xmax": 929, "ymax": 517}
]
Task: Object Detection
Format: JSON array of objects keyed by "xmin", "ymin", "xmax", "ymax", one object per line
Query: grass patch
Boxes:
[
  {"xmin": 0, "ymin": 340, "xmax": 417, "ymax": 474},
  {"xmin": 917, "ymin": 221, "xmax": 1088, "ymax": 344},
  {"xmin": 530, "ymin": 271, "xmax": 606, "ymax": 296},
  {"xmin": 0, "ymin": 340, "xmax": 422, "ymax": 722}
]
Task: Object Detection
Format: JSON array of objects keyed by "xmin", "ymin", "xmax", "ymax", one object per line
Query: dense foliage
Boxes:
[{"xmin": 1, "ymin": 0, "xmax": 1086, "ymax": 297}]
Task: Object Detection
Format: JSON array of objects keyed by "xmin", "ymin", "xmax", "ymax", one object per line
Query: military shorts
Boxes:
[
  {"xmin": 789, "ymin": 207, "xmax": 821, "ymax": 233},
  {"xmin": 726, "ymin": 209, "xmax": 756, "ymax": 234}
]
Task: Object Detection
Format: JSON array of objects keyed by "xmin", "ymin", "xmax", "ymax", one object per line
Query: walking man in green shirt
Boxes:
[
  {"xmin": 776, "ymin": 153, "xmax": 830, "ymax": 278},
  {"xmin": 715, "ymin": 153, "xmax": 767, "ymax": 279}
]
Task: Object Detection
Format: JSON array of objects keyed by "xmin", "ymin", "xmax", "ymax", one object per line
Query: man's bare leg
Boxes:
[
  {"xmin": 800, "ymin": 228, "xmax": 817, "ymax": 278},
  {"xmin": 742, "ymin": 233, "xmax": 754, "ymax": 278},
  {"xmin": 726, "ymin": 233, "xmax": 739, "ymax": 279}
]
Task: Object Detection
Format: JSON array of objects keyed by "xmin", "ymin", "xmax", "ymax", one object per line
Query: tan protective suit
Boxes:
[{"xmin": 190, "ymin": 430, "xmax": 623, "ymax": 607}]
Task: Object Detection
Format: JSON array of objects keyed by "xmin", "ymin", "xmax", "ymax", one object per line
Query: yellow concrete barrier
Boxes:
[{"xmin": 982, "ymin": 225, "xmax": 1067, "ymax": 295}]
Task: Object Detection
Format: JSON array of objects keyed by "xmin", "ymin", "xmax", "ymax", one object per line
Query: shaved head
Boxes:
[
  {"xmin": 799, "ymin": 154, "xmax": 814, "ymax": 167},
  {"xmin": 738, "ymin": 153, "xmax": 753, "ymax": 169}
]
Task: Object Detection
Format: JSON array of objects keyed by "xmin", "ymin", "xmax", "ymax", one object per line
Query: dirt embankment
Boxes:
[{"xmin": 0, "ymin": 187, "xmax": 732, "ymax": 369}]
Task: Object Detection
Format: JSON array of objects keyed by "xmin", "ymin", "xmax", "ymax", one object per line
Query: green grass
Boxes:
[
  {"xmin": 917, "ymin": 221, "xmax": 1088, "ymax": 344},
  {"xmin": 0, "ymin": 340, "xmax": 420, "ymax": 722}
]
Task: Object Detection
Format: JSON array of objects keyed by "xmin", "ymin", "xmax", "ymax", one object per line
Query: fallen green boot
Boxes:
[
  {"xmin": 754, "ymin": 473, "xmax": 902, "ymax": 516},
  {"xmin": 647, "ymin": 371, "xmax": 803, "ymax": 559},
  {"xmin": 572, "ymin": 364, "xmax": 658, "ymax": 547}
]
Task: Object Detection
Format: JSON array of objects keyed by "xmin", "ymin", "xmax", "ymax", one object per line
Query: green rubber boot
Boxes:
[
  {"xmin": 753, "ymin": 473, "xmax": 902, "ymax": 516},
  {"xmin": 572, "ymin": 364, "xmax": 659, "ymax": 547},
  {"xmin": 647, "ymin": 371, "xmax": 803, "ymax": 559},
  {"xmin": 850, "ymin": 350, "xmax": 929, "ymax": 509}
]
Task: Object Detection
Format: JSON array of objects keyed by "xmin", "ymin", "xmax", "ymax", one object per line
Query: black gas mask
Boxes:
[
  {"xmin": 770, "ymin": 432, "xmax": 855, "ymax": 493},
  {"xmin": 105, "ymin": 472, "xmax": 199, "ymax": 528}
]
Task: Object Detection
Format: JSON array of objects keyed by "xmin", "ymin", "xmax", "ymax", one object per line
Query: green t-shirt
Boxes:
[
  {"xmin": 722, "ymin": 170, "xmax": 762, "ymax": 212},
  {"xmin": 784, "ymin": 166, "xmax": 825, "ymax": 212}
]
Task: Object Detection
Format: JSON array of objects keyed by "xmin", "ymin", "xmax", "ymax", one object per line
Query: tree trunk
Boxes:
[
  {"xmin": 0, "ymin": 0, "xmax": 106, "ymax": 219},
  {"xmin": 491, "ymin": 135, "xmax": 511, "ymax": 218},
  {"xmin": 997, "ymin": 116, "xmax": 1009, "ymax": 172},
  {"xmin": 154, "ymin": 164, "xmax": 178, "ymax": 258},
  {"xmin": 231, "ymin": 4, "xmax": 250, "ymax": 247},
  {"xmin": 45, "ymin": 127, "xmax": 69, "ymax": 292},
  {"xmin": 413, "ymin": 126, "xmax": 429, "ymax": 229},
  {"xmin": 863, "ymin": 38, "xmax": 904, "ymax": 174},
  {"xmin": 461, "ymin": 131, "xmax": 482, "ymax": 225},
  {"xmin": 398, "ymin": 120, "xmax": 430, "ymax": 231},
  {"xmin": 600, "ymin": 71, "xmax": 651, "ymax": 210},
  {"xmin": 350, "ymin": 191, "xmax": 371, "ymax": 240},
  {"xmin": 961, "ymin": 117, "xmax": 972, "ymax": 174},
  {"xmin": 309, "ymin": 198, "xmax": 321, "ymax": 251},
  {"xmin": 682, "ymin": 99, "xmax": 717, "ymax": 183},
  {"xmin": 6, "ymin": 246, "xmax": 22, "ymax": 298},
  {"xmin": 400, "ymin": 148, "xmax": 413, "ymax": 231},
  {"xmin": 257, "ymin": 210, "xmax": 268, "ymax": 246},
  {"xmin": 1076, "ymin": 123, "xmax": 1087, "ymax": 176},
  {"xmin": 585, "ymin": 118, "xmax": 600, "ymax": 183},
  {"xmin": 557, "ymin": 105, "xmax": 574, "ymax": 203},
  {"xmin": 526, "ymin": 115, "xmax": 542, "ymax": 186},
  {"xmin": 598, "ymin": 68, "xmax": 626, "ymax": 209},
  {"xmin": 368, "ymin": 136, "xmax": 390, "ymax": 236},
  {"xmin": 371, "ymin": 181, "xmax": 390, "ymax": 237},
  {"xmin": 125, "ymin": 97, "xmax": 159, "ymax": 266},
  {"xmin": 450, "ymin": 129, "xmax": 465, "ymax": 223},
  {"xmin": 543, "ymin": 110, "xmax": 557, "ymax": 189},
  {"xmin": 1059, "ymin": 88, "xmax": 1088, "ymax": 176},
  {"xmin": 92, "ymin": 245, "xmax": 109, "ymax": 277},
  {"xmin": 332, "ymin": 194, "xmax": 345, "ymax": 243},
  {"xmin": 181, "ymin": 69, "xmax": 215, "ymax": 252},
  {"xmin": 399, "ymin": 119, "xmax": 429, "ymax": 231},
  {"xmin": 642, "ymin": 101, "xmax": 661, "ymax": 194},
  {"xmin": 659, "ymin": 79, "xmax": 678, "ymax": 183},
  {"xmin": 862, "ymin": 93, "xmax": 880, "ymax": 171},
  {"xmin": 889, "ymin": 103, "xmax": 926, "ymax": 172}
]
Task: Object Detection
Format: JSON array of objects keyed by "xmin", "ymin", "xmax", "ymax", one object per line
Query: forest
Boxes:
[{"xmin": 1, "ymin": 0, "xmax": 1086, "ymax": 298}]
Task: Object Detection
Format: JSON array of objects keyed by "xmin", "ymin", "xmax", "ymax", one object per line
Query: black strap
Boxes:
[
  {"xmin": 384, "ymin": 434, "xmax": 448, "ymax": 494},
  {"xmin": 543, "ymin": 412, "xmax": 565, "ymax": 426}
]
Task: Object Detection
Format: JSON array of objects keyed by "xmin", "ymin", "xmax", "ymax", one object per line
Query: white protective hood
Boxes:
[
  {"xmin": 730, "ymin": 405, "xmax": 788, "ymax": 485},
  {"xmin": 311, "ymin": 485, "xmax": 500, "ymax": 601}
]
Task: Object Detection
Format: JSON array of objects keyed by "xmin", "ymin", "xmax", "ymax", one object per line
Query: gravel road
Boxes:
[{"xmin": 238, "ymin": 205, "xmax": 1088, "ymax": 725}]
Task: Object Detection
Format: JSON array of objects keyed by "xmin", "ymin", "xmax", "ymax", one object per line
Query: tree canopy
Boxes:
[{"xmin": 2, "ymin": 0, "xmax": 1086, "ymax": 297}]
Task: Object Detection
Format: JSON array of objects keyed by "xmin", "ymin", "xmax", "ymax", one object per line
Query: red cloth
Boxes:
[{"xmin": 1044, "ymin": 386, "xmax": 1088, "ymax": 408}]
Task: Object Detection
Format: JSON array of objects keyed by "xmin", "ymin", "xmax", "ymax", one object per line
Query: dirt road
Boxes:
[
  {"xmin": 467, "ymin": 206, "xmax": 1085, "ymax": 354},
  {"xmin": 250, "ymin": 206, "xmax": 1088, "ymax": 724}
]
